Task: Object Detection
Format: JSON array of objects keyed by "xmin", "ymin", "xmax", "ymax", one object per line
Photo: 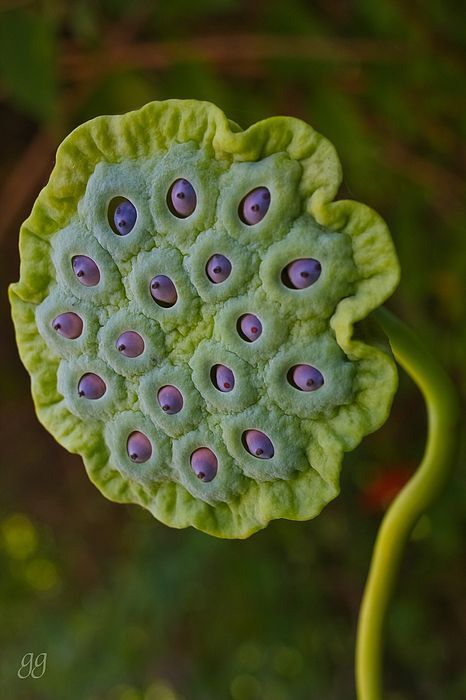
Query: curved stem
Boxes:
[{"xmin": 355, "ymin": 307, "xmax": 459, "ymax": 700}]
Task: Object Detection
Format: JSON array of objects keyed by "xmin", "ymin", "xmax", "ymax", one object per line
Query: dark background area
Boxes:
[{"xmin": 0, "ymin": 2, "xmax": 465, "ymax": 699}]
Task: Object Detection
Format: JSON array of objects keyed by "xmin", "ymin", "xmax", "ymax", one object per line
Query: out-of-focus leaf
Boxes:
[
  {"xmin": 0, "ymin": 9, "xmax": 58, "ymax": 122},
  {"xmin": 74, "ymin": 71, "xmax": 157, "ymax": 123}
]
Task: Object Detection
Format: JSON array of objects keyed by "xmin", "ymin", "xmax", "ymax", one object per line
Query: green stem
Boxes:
[{"xmin": 355, "ymin": 307, "xmax": 459, "ymax": 700}]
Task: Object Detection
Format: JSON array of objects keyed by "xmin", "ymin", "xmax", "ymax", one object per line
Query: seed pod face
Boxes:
[{"xmin": 10, "ymin": 99, "xmax": 400, "ymax": 538}]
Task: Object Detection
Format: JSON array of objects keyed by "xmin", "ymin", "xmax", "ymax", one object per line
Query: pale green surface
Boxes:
[{"xmin": 9, "ymin": 99, "xmax": 400, "ymax": 538}]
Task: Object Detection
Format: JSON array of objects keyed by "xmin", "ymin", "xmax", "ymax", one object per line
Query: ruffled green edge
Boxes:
[{"xmin": 8, "ymin": 99, "xmax": 400, "ymax": 539}]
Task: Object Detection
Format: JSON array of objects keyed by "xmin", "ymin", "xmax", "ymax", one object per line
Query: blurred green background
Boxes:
[{"xmin": 0, "ymin": 1, "xmax": 465, "ymax": 699}]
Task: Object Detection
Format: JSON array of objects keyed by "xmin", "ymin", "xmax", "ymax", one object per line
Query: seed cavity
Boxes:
[
  {"xmin": 238, "ymin": 187, "xmax": 271, "ymax": 225},
  {"xmin": 116, "ymin": 331, "xmax": 145, "ymax": 358},
  {"xmin": 237, "ymin": 313, "xmax": 262, "ymax": 342},
  {"xmin": 190, "ymin": 447, "xmax": 218, "ymax": 482},
  {"xmin": 157, "ymin": 385, "xmax": 184, "ymax": 414},
  {"xmin": 210, "ymin": 364, "xmax": 235, "ymax": 392},
  {"xmin": 150, "ymin": 275, "xmax": 178, "ymax": 307},
  {"xmin": 206, "ymin": 254, "xmax": 232, "ymax": 284},
  {"xmin": 52, "ymin": 312, "xmax": 83, "ymax": 339},
  {"xmin": 127, "ymin": 431, "xmax": 152, "ymax": 463},
  {"xmin": 281, "ymin": 258, "xmax": 321, "ymax": 289},
  {"xmin": 108, "ymin": 197, "xmax": 137, "ymax": 236},
  {"xmin": 287, "ymin": 364, "xmax": 324, "ymax": 392},
  {"xmin": 167, "ymin": 178, "xmax": 197, "ymax": 218},
  {"xmin": 78, "ymin": 373, "xmax": 106, "ymax": 399},
  {"xmin": 72, "ymin": 255, "xmax": 101, "ymax": 287},
  {"xmin": 242, "ymin": 429, "xmax": 274, "ymax": 459}
]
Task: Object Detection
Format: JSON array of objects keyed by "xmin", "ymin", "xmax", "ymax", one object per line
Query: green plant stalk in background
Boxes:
[{"xmin": 356, "ymin": 307, "xmax": 460, "ymax": 700}]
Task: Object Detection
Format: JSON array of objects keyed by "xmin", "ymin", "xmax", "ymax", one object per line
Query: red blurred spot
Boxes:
[{"xmin": 361, "ymin": 464, "xmax": 414, "ymax": 513}]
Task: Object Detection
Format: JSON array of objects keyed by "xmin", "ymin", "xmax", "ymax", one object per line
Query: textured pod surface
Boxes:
[{"xmin": 9, "ymin": 99, "xmax": 400, "ymax": 539}]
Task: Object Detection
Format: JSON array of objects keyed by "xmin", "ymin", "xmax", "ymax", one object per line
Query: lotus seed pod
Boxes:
[
  {"xmin": 109, "ymin": 197, "xmax": 137, "ymax": 235},
  {"xmin": 212, "ymin": 364, "xmax": 235, "ymax": 392},
  {"xmin": 116, "ymin": 331, "xmax": 145, "ymax": 358},
  {"xmin": 206, "ymin": 254, "xmax": 232, "ymax": 283},
  {"xmin": 290, "ymin": 364, "xmax": 324, "ymax": 392},
  {"xmin": 239, "ymin": 187, "xmax": 271, "ymax": 225},
  {"xmin": 127, "ymin": 431, "xmax": 152, "ymax": 463},
  {"xmin": 243, "ymin": 429, "xmax": 274, "ymax": 459},
  {"xmin": 168, "ymin": 178, "xmax": 197, "ymax": 218},
  {"xmin": 78, "ymin": 373, "xmax": 107, "ymax": 399},
  {"xmin": 72, "ymin": 255, "xmax": 101, "ymax": 287},
  {"xmin": 238, "ymin": 313, "xmax": 262, "ymax": 342},
  {"xmin": 52, "ymin": 312, "xmax": 83, "ymax": 339},
  {"xmin": 150, "ymin": 275, "xmax": 178, "ymax": 307},
  {"xmin": 190, "ymin": 447, "xmax": 218, "ymax": 482},
  {"xmin": 284, "ymin": 258, "xmax": 322, "ymax": 289},
  {"xmin": 157, "ymin": 385, "xmax": 184, "ymax": 414},
  {"xmin": 10, "ymin": 99, "xmax": 400, "ymax": 538}
]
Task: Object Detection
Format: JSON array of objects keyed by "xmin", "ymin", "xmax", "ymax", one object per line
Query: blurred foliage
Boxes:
[{"xmin": 0, "ymin": 1, "xmax": 465, "ymax": 699}]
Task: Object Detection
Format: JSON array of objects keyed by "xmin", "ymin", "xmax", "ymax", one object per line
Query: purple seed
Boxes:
[
  {"xmin": 157, "ymin": 385, "xmax": 184, "ymax": 414},
  {"xmin": 206, "ymin": 254, "xmax": 232, "ymax": 284},
  {"xmin": 78, "ymin": 373, "xmax": 106, "ymax": 399},
  {"xmin": 289, "ymin": 364, "xmax": 324, "ymax": 392},
  {"xmin": 239, "ymin": 187, "xmax": 271, "ymax": 225},
  {"xmin": 211, "ymin": 364, "xmax": 235, "ymax": 392},
  {"xmin": 283, "ymin": 258, "xmax": 321, "ymax": 289},
  {"xmin": 127, "ymin": 431, "xmax": 152, "ymax": 463},
  {"xmin": 52, "ymin": 312, "xmax": 83, "ymax": 339},
  {"xmin": 109, "ymin": 197, "xmax": 137, "ymax": 236},
  {"xmin": 238, "ymin": 313, "xmax": 262, "ymax": 342},
  {"xmin": 190, "ymin": 447, "xmax": 218, "ymax": 482},
  {"xmin": 243, "ymin": 429, "xmax": 274, "ymax": 459},
  {"xmin": 72, "ymin": 255, "xmax": 101, "ymax": 287},
  {"xmin": 116, "ymin": 331, "xmax": 145, "ymax": 358},
  {"xmin": 150, "ymin": 275, "xmax": 178, "ymax": 307},
  {"xmin": 167, "ymin": 178, "xmax": 197, "ymax": 218}
]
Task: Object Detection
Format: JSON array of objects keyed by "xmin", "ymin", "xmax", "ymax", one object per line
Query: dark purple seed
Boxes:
[
  {"xmin": 52, "ymin": 312, "xmax": 83, "ymax": 339},
  {"xmin": 211, "ymin": 364, "xmax": 235, "ymax": 392},
  {"xmin": 283, "ymin": 258, "xmax": 321, "ymax": 289},
  {"xmin": 289, "ymin": 364, "xmax": 324, "ymax": 392},
  {"xmin": 238, "ymin": 314, "xmax": 262, "ymax": 342},
  {"xmin": 206, "ymin": 254, "xmax": 232, "ymax": 284},
  {"xmin": 78, "ymin": 373, "xmax": 106, "ymax": 399},
  {"xmin": 239, "ymin": 187, "xmax": 271, "ymax": 225},
  {"xmin": 167, "ymin": 178, "xmax": 197, "ymax": 218},
  {"xmin": 72, "ymin": 255, "xmax": 101, "ymax": 287},
  {"xmin": 116, "ymin": 331, "xmax": 145, "ymax": 358},
  {"xmin": 190, "ymin": 447, "xmax": 218, "ymax": 482},
  {"xmin": 127, "ymin": 431, "xmax": 152, "ymax": 463},
  {"xmin": 150, "ymin": 275, "xmax": 178, "ymax": 307},
  {"xmin": 243, "ymin": 429, "xmax": 274, "ymax": 459},
  {"xmin": 109, "ymin": 197, "xmax": 137, "ymax": 236},
  {"xmin": 157, "ymin": 385, "xmax": 184, "ymax": 414}
]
